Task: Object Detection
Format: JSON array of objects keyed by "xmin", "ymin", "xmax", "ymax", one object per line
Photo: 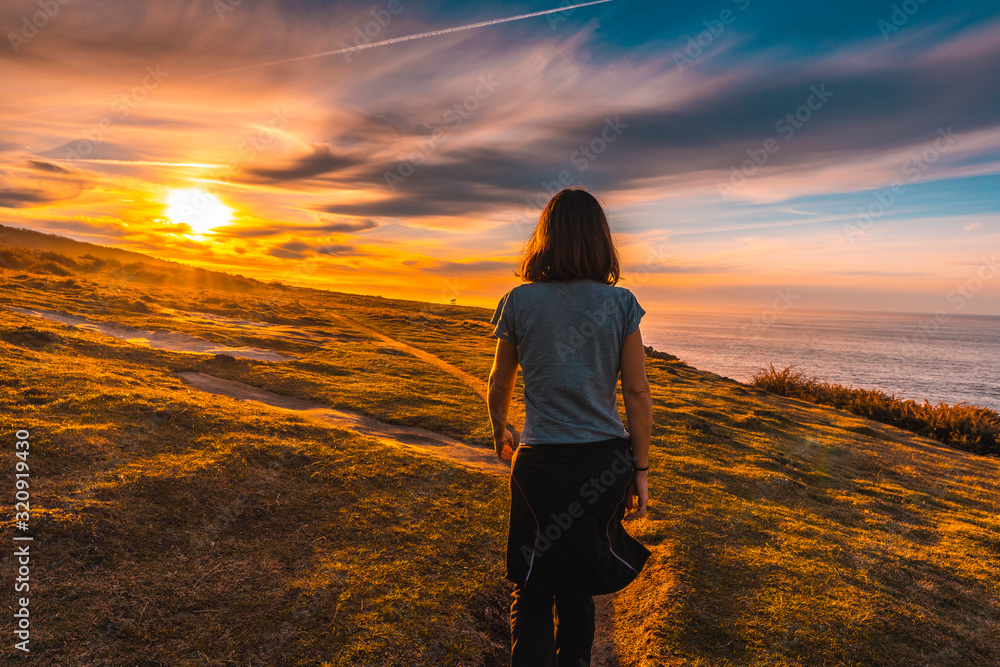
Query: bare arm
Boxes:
[
  {"xmin": 488, "ymin": 339, "xmax": 519, "ymax": 461},
  {"xmin": 621, "ymin": 327, "xmax": 652, "ymax": 465},
  {"xmin": 620, "ymin": 327, "xmax": 652, "ymax": 518}
]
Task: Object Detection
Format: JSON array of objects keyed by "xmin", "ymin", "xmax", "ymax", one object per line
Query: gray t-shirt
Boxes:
[{"xmin": 490, "ymin": 278, "xmax": 646, "ymax": 444}]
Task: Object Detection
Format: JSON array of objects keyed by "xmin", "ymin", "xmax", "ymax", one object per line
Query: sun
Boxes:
[{"xmin": 165, "ymin": 188, "xmax": 234, "ymax": 234}]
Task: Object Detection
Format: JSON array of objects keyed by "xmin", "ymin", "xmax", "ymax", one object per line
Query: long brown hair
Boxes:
[{"xmin": 516, "ymin": 187, "xmax": 621, "ymax": 285}]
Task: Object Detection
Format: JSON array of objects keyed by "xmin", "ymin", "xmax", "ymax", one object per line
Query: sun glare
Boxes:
[{"xmin": 166, "ymin": 188, "xmax": 234, "ymax": 234}]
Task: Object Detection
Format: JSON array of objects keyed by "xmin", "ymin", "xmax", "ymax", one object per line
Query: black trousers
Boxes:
[
  {"xmin": 510, "ymin": 583, "xmax": 595, "ymax": 667},
  {"xmin": 506, "ymin": 437, "xmax": 650, "ymax": 596}
]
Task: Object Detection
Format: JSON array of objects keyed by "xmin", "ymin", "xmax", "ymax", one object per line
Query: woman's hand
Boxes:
[
  {"xmin": 494, "ymin": 424, "xmax": 519, "ymax": 462},
  {"xmin": 624, "ymin": 470, "xmax": 648, "ymax": 521}
]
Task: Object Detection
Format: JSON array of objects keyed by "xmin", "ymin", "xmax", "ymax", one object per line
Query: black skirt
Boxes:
[{"xmin": 505, "ymin": 436, "xmax": 651, "ymax": 595}]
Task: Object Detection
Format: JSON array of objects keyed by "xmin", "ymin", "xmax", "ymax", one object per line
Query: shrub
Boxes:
[
  {"xmin": 0, "ymin": 246, "xmax": 37, "ymax": 270},
  {"xmin": 750, "ymin": 364, "xmax": 1000, "ymax": 456},
  {"xmin": 30, "ymin": 260, "xmax": 73, "ymax": 276},
  {"xmin": 36, "ymin": 251, "xmax": 80, "ymax": 270}
]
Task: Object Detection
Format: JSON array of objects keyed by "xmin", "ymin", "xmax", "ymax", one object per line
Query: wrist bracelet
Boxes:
[{"xmin": 633, "ymin": 465, "xmax": 649, "ymax": 471}]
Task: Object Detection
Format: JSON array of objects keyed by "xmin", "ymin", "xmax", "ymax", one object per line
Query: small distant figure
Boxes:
[
  {"xmin": 450, "ymin": 298, "xmax": 457, "ymax": 305},
  {"xmin": 487, "ymin": 187, "xmax": 653, "ymax": 665}
]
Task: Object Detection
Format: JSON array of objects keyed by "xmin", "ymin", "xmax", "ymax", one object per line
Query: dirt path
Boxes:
[
  {"xmin": 325, "ymin": 310, "xmax": 490, "ymax": 400},
  {"xmin": 592, "ymin": 594, "xmax": 622, "ymax": 666},
  {"xmin": 324, "ymin": 309, "xmax": 526, "ymax": 436},
  {"xmin": 176, "ymin": 371, "xmax": 508, "ymax": 475}
]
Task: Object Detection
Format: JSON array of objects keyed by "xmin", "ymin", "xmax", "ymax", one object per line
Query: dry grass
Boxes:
[{"xmin": 2, "ymin": 248, "xmax": 1000, "ymax": 665}]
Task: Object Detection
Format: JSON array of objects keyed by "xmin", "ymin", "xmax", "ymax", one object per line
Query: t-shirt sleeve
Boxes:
[
  {"xmin": 625, "ymin": 290, "xmax": 646, "ymax": 337},
  {"xmin": 490, "ymin": 290, "xmax": 517, "ymax": 344}
]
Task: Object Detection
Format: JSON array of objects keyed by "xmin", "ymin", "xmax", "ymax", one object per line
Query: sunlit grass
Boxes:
[{"xmin": 2, "ymin": 246, "xmax": 999, "ymax": 665}]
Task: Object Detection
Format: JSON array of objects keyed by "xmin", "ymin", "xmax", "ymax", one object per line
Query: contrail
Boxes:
[{"xmin": 193, "ymin": 0, "xmax": 614, "ymax": 80}]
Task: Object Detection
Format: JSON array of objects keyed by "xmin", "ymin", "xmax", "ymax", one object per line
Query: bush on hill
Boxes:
[
  {"xmin": 31, "ymin": 259, "xmax": 74, "ymax": 276},
  {"xmin": 0, "ymin": 246, "xmax": 37, "ymax": 270},
  {"xmin": 36, "ymin": 250, "xmax": 80, "ymax": 270},
  {"xmin": 751, "ymin": 364, "xmax": 1000, "ymax": 455}
]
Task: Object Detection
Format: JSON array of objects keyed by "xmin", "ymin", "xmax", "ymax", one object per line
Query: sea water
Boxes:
[{"xmin": 640, "ymin": 309, "xmax": 1000, "ymax": 413}]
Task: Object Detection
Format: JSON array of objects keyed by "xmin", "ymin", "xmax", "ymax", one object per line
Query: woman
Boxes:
[{"xmin": 487, "ymin": 187, "xmax": 653, "ymax": 666}]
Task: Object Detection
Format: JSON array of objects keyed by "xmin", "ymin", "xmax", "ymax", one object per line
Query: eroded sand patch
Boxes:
[{"xmin": 7, "ymin": 306, "xmax": 294, "ymax": 362}]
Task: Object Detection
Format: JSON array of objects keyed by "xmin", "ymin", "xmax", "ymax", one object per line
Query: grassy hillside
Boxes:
[
  {"xmin": 1, "ymin": 229, "xmax": 264, "ymax": 294},
  {"xmin": 0, "ymin": 223, "xmax": 199, "ymax": 272},
  {"xmin": 615, "ymin": 362, "xmax": 1000, "ymax": 666},
  {"xmin": 1, "ymin": 245, "xmax": 999, "ymax": 665}
]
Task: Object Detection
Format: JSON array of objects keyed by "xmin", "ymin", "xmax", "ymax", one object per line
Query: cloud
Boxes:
[
  {"xmin": 243, "ymin": 144, "xmax": 361, "ymax": 183},
  {"xmin": 217, "ymin": 224, "xmax": 307, "ymax": 239},
  {"xmin": 265, "ymin": 237, "xmax": 358, "ymax": 260},
  {"xmin": 964, "ymin": 221, "xmax": 983, "ymax": 231},
  {"xmin": 277, "ymin": 240, "xmax": 311, "ymax": 253},
  {"xmin": 318, "ymin": 191, "xmax": 501, "ymax": 219},
  {"xmin": 418, "ymin": 258, "xmax": 515, "ymax": 273},
  {"xmin": 316, "ymin": 244, "xmax": 355, "ymax": 255},
  {"xmin": 214, "ymin": 216, "xmax": 379, "ymax": 239},
  {"xmin": 28, "ymin": 160, "xmax": 71, "ymax": 174},
  {"xmin": 36, "ymin": 141, "xmax": 143, "ymax": 163},
  {"xmin": 0, "ymin": 163, "xmax": 86, "ymax": 208},
  {"xmin": 826, "ymin": 269, "xmax": 926, "ymax": 277},
  {"xmin": 629, "ymin": 262, "xmax": 734, "ymax": 274},
  {"xmin": 0, "ymin": 188, "xmax": 63, "ymax": 208},
  {"xmin": 266, "ymin": 246, "xmax": 307, "ymax": 260},
  {"xmin": 317, "ymin": 216, "xmax": 379, "ymax": 233},
  {"xmin": 288, "ymin": 20, "xmax": 1000, "ymax": 218}
]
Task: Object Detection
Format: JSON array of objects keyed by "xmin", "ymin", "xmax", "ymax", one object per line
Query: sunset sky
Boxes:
[{"xmin": 2, "ymin": 0, "xmax": 999, "ymax": 314}]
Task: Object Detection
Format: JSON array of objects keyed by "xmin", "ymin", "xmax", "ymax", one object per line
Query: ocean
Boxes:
[{"xmin": 640, "ymin": 309, "xmax": 1000, "ymax": 413}]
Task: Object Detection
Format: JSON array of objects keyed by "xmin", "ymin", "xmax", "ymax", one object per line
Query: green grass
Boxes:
[{"xmin": 2, "ymin": 246, "xmax": 1000, "ymax": 665}]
